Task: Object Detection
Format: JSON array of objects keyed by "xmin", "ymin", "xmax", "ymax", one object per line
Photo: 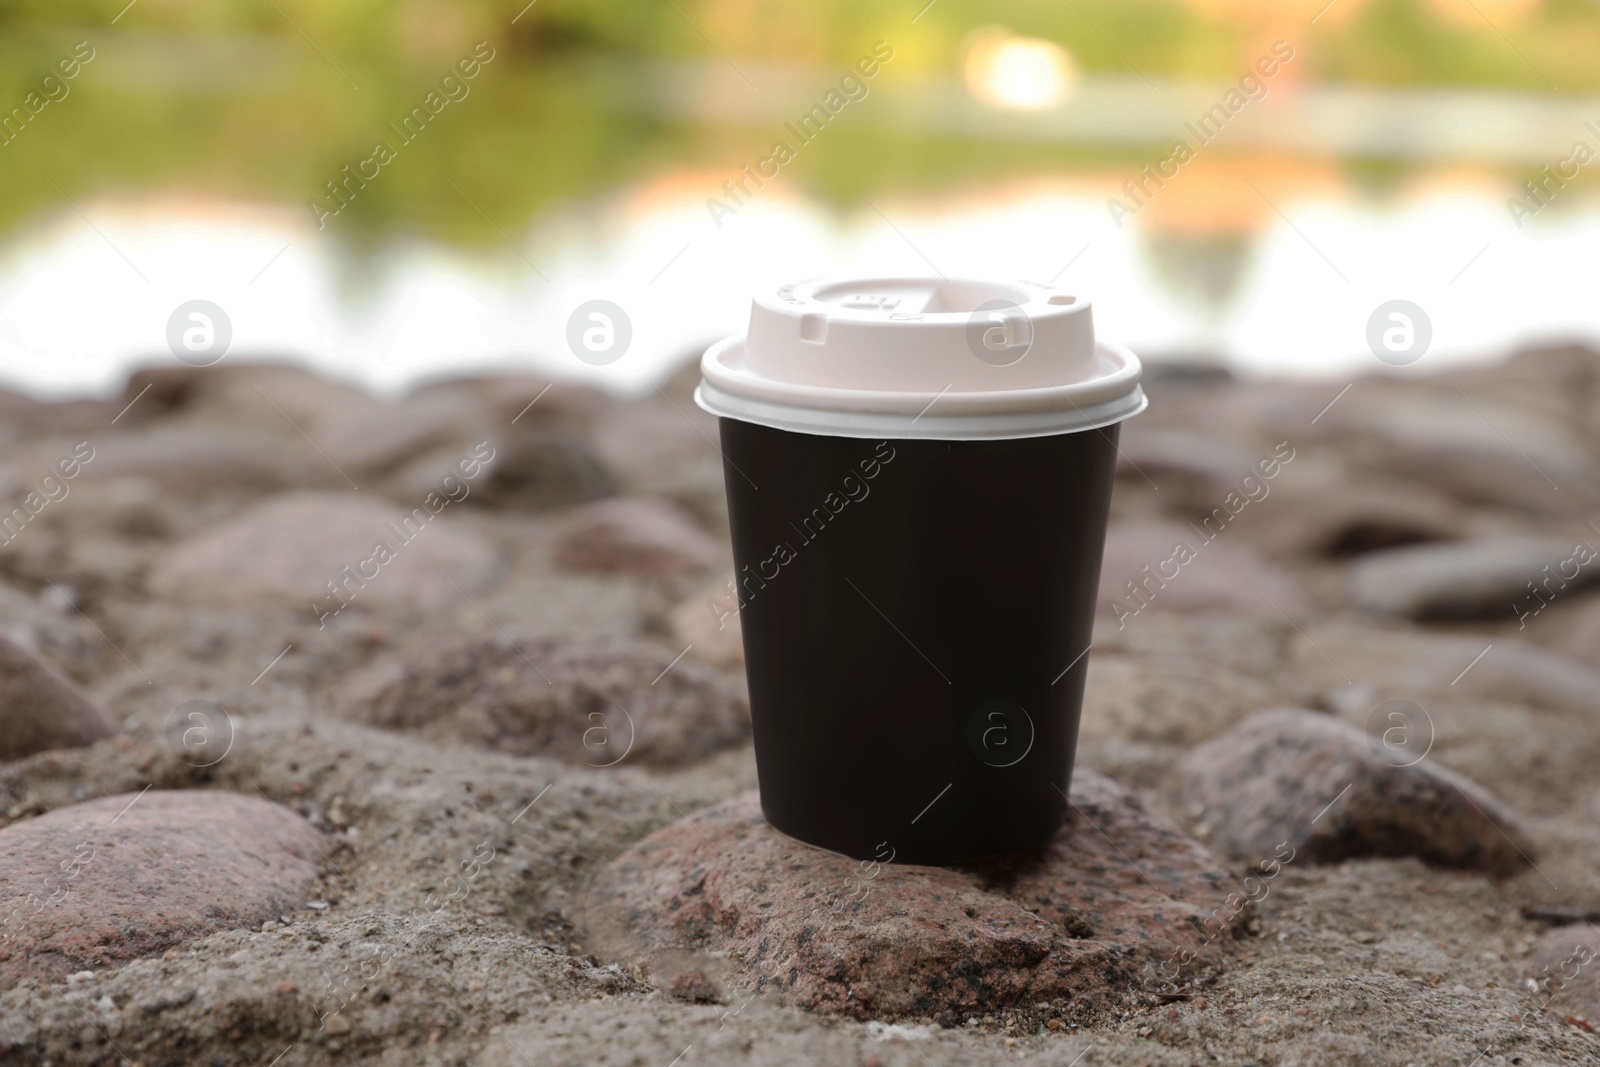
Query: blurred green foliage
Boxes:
[{"xmin": 0, "ymin": 0, "xmax": 1593, "ymax": 248}]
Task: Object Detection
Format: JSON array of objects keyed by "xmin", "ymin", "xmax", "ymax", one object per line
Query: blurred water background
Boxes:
[{"xmin": 2, "ymin": 0, "xmax": 1598, "ymax": 397}]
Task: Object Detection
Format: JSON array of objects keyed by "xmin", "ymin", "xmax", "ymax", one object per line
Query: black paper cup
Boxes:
[{"xmin": 696, "ymin": 277, "xmax": 1144, "ymax": 865}]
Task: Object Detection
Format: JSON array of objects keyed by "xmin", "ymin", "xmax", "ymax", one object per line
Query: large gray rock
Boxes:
[
  {"xmin": 147, "ymin": 491, "xmax": 500, "ymax": 616},
  {"xmin": 1174, "ymin": 708, "xmax": 1536, "ymax": 877},
  {"xmin": 1349, "ymin": 537, "xmax": 1600, "ymax": 620}
]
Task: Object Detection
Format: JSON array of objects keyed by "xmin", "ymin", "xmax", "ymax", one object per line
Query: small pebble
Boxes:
[{"xmin": 0, "ymin": 636, "xmax": 119, "ymax": 762}]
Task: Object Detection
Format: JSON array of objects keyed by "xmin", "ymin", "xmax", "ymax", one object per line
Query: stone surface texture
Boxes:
[
  {"xmin": 551, "ymin": 496, "xmax": 723, "ymax": 581},
  {"xmin": 1, "ymin": 355, "xmax": 1598, "ymax": 1066},
  {"xmin": 1174, "ymin": 708, "xmax": 1535, "ymax": 877},
  {"xmin": 1349, "ymin": 537, "xmax": 1600, "ymax": 620},
  {"xmin": 354, "ymin": 635, "xmax": 749, "ymax": 767},
  {"xmin": 581, "ymin": 772, "xmax": 1244, "ymax": 1022},
  {"xmin": 0, "ymin": 790, "xmax": 324, "ymax": 988},
  {"xmin": 147, "ymin": 491, "xmax": 500, "ymax": 613}
]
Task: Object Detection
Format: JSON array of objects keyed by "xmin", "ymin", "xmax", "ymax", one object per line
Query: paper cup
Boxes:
[{"xmin": 696, "ymin": 277, "xmax": 1145, "ymax": 864}]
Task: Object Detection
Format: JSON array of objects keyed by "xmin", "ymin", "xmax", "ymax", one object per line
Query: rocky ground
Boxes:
[{"xmin": 2, "ymin": 347, "xmax": 1600, "ymax": 1065}]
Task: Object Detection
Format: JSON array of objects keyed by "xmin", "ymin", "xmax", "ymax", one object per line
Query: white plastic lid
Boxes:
[{"xmin": 694, "ymin": 276, "xmax": 1146, "ymax": 440}]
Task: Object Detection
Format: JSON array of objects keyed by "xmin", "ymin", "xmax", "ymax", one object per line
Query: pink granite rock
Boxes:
[
  {"xmin": 581, "ymin": 771, "xmax": 1242, "ymax": 1022},
  {"xmin": 0, "ymin": 791, "xmax": 325, "ymax": 988}
]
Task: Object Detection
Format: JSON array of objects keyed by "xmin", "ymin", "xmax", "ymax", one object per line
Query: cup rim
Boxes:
[{"xmin": 697, "ymin": 335, "xmax": 1147, "ymax": 440}]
